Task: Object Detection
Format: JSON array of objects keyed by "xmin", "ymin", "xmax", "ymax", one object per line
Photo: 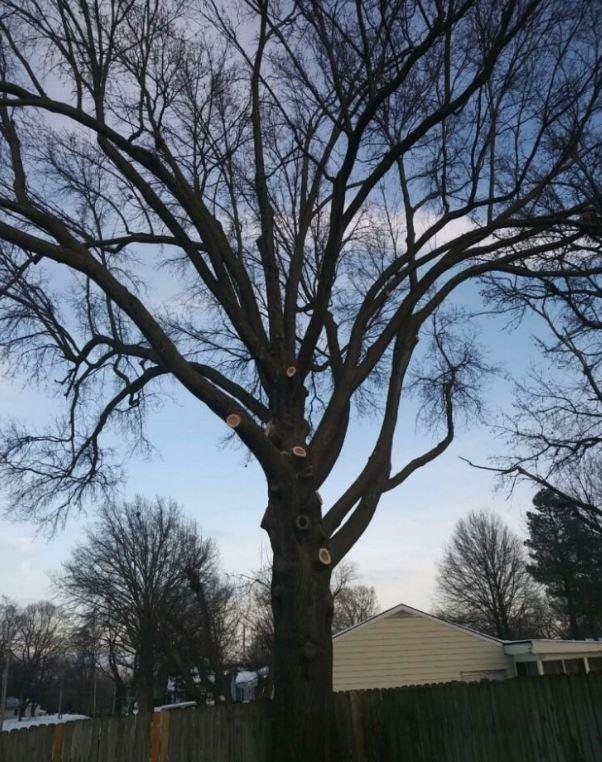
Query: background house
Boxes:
[
  {"xmin": 333, "ymin": 603, "xmax": 602, "ymax": 691},
  {"xmin": 506, "ymin": 640, "xmax": 602, "ymax": 677}
]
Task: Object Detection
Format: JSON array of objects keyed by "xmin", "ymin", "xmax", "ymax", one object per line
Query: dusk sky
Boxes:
[{"xmin": 0, "ymin": 277, "xmax": 539, "ymax": 613}]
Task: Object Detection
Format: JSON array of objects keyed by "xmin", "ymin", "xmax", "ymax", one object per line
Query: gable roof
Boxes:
[{"xmin": 332, "ymin": 602, "xmax": 504, "ymax": 645}]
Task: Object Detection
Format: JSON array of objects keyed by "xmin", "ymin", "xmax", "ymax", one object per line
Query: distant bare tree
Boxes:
[
  {"xmin": 331, "ymin": 585, "xmax": 379, "ymax": 634},
  {"xmin": 244, "ymin": 559, "xmax": 378, "ymax": 662},
  {"xmin": 60, "ymin": 496, "xmax": 227, "ymax": 712},
  {"xmin": 0, "ymin": 0, "xmax": 600, "ymax": 756},
  {"xmin": 435, "ymin": 511, "xmax": 548, "ymax": 639},
  {"xmin": 0, "ymin": 596, "xmax": 17, "ymax": 660},
  {"xmin": 0, "ymin": 596, "xmax": 18, "ymax": 714},
  {"xmin": 330, "ymin": 565, "xmax": 379, "ymax": 633},
  {"xmin": 10, "ymin": 601, "xmax": 65, "ymax": 718},
  {"xmin": 163, "ymin": 563, "xmax": 240, "ymax": 704}
]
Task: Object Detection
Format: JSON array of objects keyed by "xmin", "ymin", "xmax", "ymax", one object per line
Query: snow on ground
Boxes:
[{"xmin": 1, "ymin": 714, "xmax": 89, "ymax": 732}]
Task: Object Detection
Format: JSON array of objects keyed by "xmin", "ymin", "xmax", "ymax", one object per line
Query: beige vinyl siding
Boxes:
[{"xmin": 333, "ymin": 611, "xmax": 514, "ymax": 691}]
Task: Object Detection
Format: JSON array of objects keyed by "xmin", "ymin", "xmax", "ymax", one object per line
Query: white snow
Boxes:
[
  {"xmin": 154, "ymin": 701, "xmax": 197, "ymax": 712},
  {"xmin": 1, "ymin": 714, "xmax": 89, "ymax": 732}
]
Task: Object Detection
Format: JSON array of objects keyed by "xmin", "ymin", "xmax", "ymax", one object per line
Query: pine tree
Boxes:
[{"xmin": 526, "ymin": 490, "xmax": 602, "ymax": 639}]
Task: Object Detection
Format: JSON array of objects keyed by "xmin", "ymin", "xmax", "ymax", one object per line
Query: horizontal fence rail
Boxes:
[{"xmin": 1, "ymin": 675, "xmax": 600, "ymax": 761}]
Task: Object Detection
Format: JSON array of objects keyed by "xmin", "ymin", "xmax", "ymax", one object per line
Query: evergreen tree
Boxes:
[{"xmin": 526, "ymin": 490, "xmax": 602, "ymax": 639}]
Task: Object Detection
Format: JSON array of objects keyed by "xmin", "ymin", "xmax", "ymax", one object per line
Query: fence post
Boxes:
[
  {"xmin": 350, "ymin": 691, "xmax": 365, "ymax": 760},
  {"xmin": 150, "ymin": 711, "xmax": 171, "ymax": 762},
  {"xmin": 159, "ymin": 712, "xmax": 170, "ymax": 762},
  {"xmin": 150, "ymin": 714, "xmax": 161, "ymax": 762},
  {"xmin": 52, "ymin": 724, "xmax": 65, "ymax": 762}
]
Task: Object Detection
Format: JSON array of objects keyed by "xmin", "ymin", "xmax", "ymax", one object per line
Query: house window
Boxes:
[
  {"xmin": 564, "ymin": 658, "xmax": 585, "ymax": 674},
  {"xmin": 588, "ymin": 657, "xmax": 602, "ymax": 674},
  {"xmin": 516, "ymin": 661, "xmax": 539, "ymax": 677},
  {"xmin": 460, "ymin": 669, "xmax": 507, "ymax": 682},
  {"xmin": 543, "ymin": 660, "xmax": 564, "ymax": 675}
]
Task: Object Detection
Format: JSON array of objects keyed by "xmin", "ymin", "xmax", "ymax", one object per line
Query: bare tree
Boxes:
[
  {"xmin": 0, "ymin": 0, "xmax": 600, "ymax": 756},
  {"xmin": 0, "ymin": 596, "xmax": 18, "ymax": 716},
  {"xmin": 435, "ymin": 511, "xmax": 548, "ymax": 639},
  {"xmin": 474, "ymin": 260, "xmax": 602, "ymax": 533},
  {"xmin": 163, "ymin": 563, "xmax": 240, "ymax": 705},
  {"xmin": 0, "ymin": 597, "xmax": 17, "ymax": 661},
  {"xmin": 331, "ymin": 583, "xmax": 379, "ymax": 634},
  {"xmin": 244, "ymin": 559, "xmax": 378, "ymax": 663},
  {"xmin": 60, "ymin": 496, "xmax": 225, "ymax": 712},
  {"xmin": 10, "ymin": 601, "xmax": 65, "ymax": 718},
  {"xmin": 60, "ymin": 617, "xmax": 113, "ymax": 717}
]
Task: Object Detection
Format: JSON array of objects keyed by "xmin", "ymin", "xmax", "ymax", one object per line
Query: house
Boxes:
[
  {"xmin": 230, "ymin": 667, "xmax": 270, "ymax": 702},
  {"xmin": 165, "ymin": 667, "xmax": 270, "ymax": 706},
  {"xmin": 1, "ymin": 697, "xmax": 19, "ymax": 718},
  {"xmin": 506, "ymin": 639, "xmax": 602, "ymax": 677},
  {"xmin": 332, "ymin": 603, "xmax": 602, "ymax": 692}
]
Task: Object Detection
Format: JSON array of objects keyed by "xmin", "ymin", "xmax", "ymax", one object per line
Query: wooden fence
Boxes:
[{"xmin": 1, "ymin": 675, "xmax": 600, "ymax": 761}]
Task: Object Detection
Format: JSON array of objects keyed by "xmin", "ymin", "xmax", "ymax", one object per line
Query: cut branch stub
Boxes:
[
  {"xmin": 295, "ymin": 513, "xmax": 311, "ymax": 531},
  {"xmin": 285, "ymin": 365, "xmax": 297, "ymax": 378},
  {"xmin": 291, "ymin": 445, "xmax": 307, "ymax": 458},
  {"xmin": 226, "ymin": 413, "xmax": 241, "ymax": 428},
  {"xmin": 318, "ymin": 547, "xmax": 332, "ymax": 566}
]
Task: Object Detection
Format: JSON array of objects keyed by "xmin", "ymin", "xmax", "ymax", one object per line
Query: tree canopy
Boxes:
[
  {"xmin": 526, "ymin": 489, "xmax": 602, "ymax": 639},
  {"xmin": 436, "ymin": 510, "xmax": 549, "ymax": 639},
  {"xmin": 60, "ymin": 496, "xmax": 235, "ymax": 711}
]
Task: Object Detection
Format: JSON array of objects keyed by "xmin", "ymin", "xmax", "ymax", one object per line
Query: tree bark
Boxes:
[
  {"xmin": 266, "ymin": 487, "xmax": 336, "ymax": 762},
  {"xmin": 565, "ymin": 585, "xmax": 581, "ymax": 640},
  {"xmin": 137, "ymin": 631, "xmax": 156, "ymax": 713}
]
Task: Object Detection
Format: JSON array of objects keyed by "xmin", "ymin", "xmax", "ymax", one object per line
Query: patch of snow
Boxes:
[
  {"xmin": 235, "ymin": 671, "xmax": 258, "ymax": 685},
  {"xmin": 1, "ymin": 714, "xmax": 89, "ymax": 732},
  {"xmin": 154, "ymin": 701, "xmax": 197, "ymax": 712}
]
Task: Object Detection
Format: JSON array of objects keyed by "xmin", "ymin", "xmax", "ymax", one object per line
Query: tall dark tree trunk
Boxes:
[
  {"xmin": 185, "ymin": 567, "xmax": 230, "ymax": 702},
  {"xmin": 564, "ymin": 581, "xmax": 581, "ymax": 639},
  {"xmin": 17, "ymin": 691, "xmax": 28, "ymax": 721},
  {"xmin": 137, "ymin": 632, "xmax": 155, "ymax": 713},
  {"xmin": 264, "ymin": 480, "xmax": 336, "ymax": 762},
  {"xmin": 113, "ymin": 680, "xmax": 126, "ymax": 715}
]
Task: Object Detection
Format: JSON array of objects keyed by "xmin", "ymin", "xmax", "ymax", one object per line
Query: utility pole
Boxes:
[{"xmin": 0, "ymin": 652, "xmax": 11, "ymax": 733}]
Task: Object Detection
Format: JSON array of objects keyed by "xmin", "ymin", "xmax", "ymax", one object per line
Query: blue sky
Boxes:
[{"xmin": 0, "ymin": 280, "xmax": 539, "ymax": 613}]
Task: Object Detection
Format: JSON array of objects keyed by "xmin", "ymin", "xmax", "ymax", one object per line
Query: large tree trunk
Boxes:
[
  {"xmin": 564, "ymin": 581, "xmax": 581, "ymax": 639},
  {"xmin": 137, "ymin": 630, "xmax": 156, "ymax": 713},
  {"xmin": 264, "ymin": 484, "xmax": 336, "ymax": 762}
]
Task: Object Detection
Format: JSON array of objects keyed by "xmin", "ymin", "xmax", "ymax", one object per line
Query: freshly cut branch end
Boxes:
[
  {"xmin": 291, "ymin": 446, "xmax": 307, "ymax": 458},
  {"xmin": 318, "ymin": 547, "xmax": 332, "ymax": 566},
  {"xmin": 226, "ymin": 413, "xmax": 241, "ymax": 428},
  {"xmin": 285, "ymin": 365, "xmax": 297, "ymax": 378}
]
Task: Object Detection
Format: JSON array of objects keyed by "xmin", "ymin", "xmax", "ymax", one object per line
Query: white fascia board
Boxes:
[{"xmin": 504, "ymin": 640, "xmax": 602, "ymax": 656}]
